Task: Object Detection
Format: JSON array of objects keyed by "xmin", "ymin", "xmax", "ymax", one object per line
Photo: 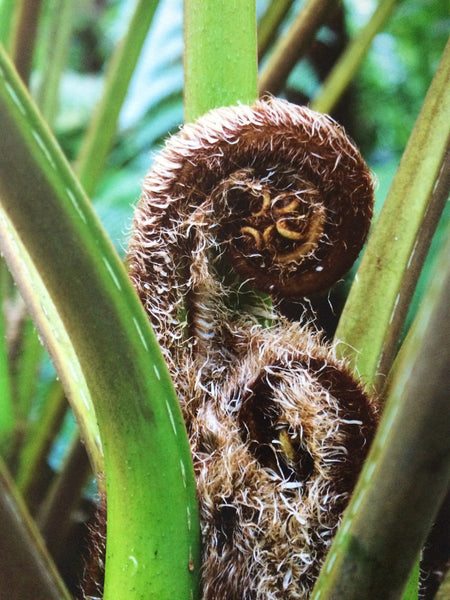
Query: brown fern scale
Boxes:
[{"xmin": 121, "ymin": 98, "xmax": 378, "ymax": 600}]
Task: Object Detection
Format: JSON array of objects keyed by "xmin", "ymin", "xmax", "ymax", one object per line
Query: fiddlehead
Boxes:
[
  {"xmin": 127, "ymin": 97, "xmax": 373, "ymax": 370},
  {"xmin": 123, "ymin": 98, "xmax": 378, "ymax": 599}
]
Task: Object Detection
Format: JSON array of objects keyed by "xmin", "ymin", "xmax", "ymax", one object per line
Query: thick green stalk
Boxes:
[
  {"xmin": 76, "ymin": 0, "xmax": 160, "ymax": 197},
  {"xmin": 34, "ymin": 0, "xmax": 76, "ymax": 126},
  {"xmin": 257, "ymin": 0, "xmax": 295, "ymax": 59},
  {"xmin": 183, "ymin": 0, "xmax": 257, "ymax": 122},
  {"xmin": 0, "ymin": 457, "xmax": 71, "ymax": 600},
  {"xmin": 311, "ymin": 0, "xmax": 400, "ymax": 114},
  {"xmin": 258, "ymin": 0, "xmax": 336, "ymax": 96},
  {"xmin": 0, "ymin": 45, "xmax": 200, "ymax": 600},
  {"xmin": 335, "ymin": 39, "xmax": 450, "ymax": 390},
  {"xmin": 310, "ymin": 227, "xmax": 450, "ymax": 600}
]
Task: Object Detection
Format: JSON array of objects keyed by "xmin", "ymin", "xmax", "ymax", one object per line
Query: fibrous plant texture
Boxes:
[{"xmin": 126, "ymin": 97, "xmax": 378, "ymax": 599}]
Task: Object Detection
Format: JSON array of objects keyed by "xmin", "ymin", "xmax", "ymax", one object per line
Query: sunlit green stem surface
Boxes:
[{"xmin": 184, "ymin": 0, "xmax": 257, "ymax": 122}]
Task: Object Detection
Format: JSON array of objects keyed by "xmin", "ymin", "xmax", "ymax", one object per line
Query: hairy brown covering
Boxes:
[
  {"xmin": 124, "ymin": 98, "xmax": 377, "ymax": 599},
  {"xmin": 184, "ymin": 323, "xmax": 377, "ymax": 599}
]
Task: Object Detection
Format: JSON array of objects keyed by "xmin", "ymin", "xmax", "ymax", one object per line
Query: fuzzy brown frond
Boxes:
[
  {"xmin": 123, "ymin": 98, "xmax": 377, "ymax": 599},
  {"xmin": 127, "ymin": 97, "xmax": 373, "ymax": 371}
]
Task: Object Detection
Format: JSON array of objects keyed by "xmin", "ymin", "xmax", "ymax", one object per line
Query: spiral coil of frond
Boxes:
[{"xmin": 127, "ymin": 97, "xmax": 373, "ymax": 373}]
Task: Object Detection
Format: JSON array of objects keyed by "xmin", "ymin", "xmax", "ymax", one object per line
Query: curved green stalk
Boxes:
[
  {"xmin": 335, "ymin": 39, "xmax": 450, "ymax": 390},
  {"xmin": 0, "ymin": 45, "xmax": 200, "ymax": 600},
  {"xmin": 311, "ymin": 0, "xmax": 400, "ymax": 114},
  {"xmin": 0, "ymin": 457, "xmax": 71, "ymax": 600},
  {"xmin": 258, "ymin": 0, "xmax": 336, "ymax": 96},
  {"xmin": 183, "ymin": 0, "xmax": 257, "ymax": 122},
  {"xmin": 76, "ymin": 0, "xmax": 160, "ymax": 197},
  {"xmin": 310, "ymin": 225, "xmax": 450, "ymax": 600}
]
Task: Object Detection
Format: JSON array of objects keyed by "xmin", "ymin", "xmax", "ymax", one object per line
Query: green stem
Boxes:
[
  {"xmin": 335, "ymin": 39, "xmax": 450, "ymax": 391},
  {"xmin": 0, "ymin": 0, "xmax": 15, "ymax": 49},
  {"xmin": 258, "ymin": 0, "xmax": 336, "ymax": 96},
  {"xmin": 34, "ymin": 0, "xmax": 76, "ymax": 126},
  {"xmin": 76, "ymin": 0, "xmax": 160, "ymax": 197},
  {"xmin": 257, "ymin": 0, "xmax": 295, "ymax": 60},
  {"xmin": 10, "ymin": 0, "xmax": 44, "ymax": 85},
  {"xmin": 0, "ymin": 262, "xmax": 15, "ymax": 453},
  {"xmin": 310, "ymin": 221, "xmax": 450, "ymax": 600},
  {"xmin": 183, "ymin": 0, "xmax": 257, "ymax": 122},
  {"xmin": 0, "ymin": 45, "xmax": 200, "ymax": 600},
  {"xmin": 311, "ymin": 0, "xmax": 400, "ymax": 114}
]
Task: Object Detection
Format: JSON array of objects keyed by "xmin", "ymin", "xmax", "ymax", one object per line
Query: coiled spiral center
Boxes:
[{"xmin": 212, "ymin": 167, "xmax": 330, "ymax": 293}]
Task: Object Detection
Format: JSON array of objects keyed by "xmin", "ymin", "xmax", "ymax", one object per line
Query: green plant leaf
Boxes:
[
  {"xmin": 16, "ymin": 378, "xmax": 67, "ymax": 506},
  {"xmin": 9, "ymin": 0, "xmax": 43, "ymax": 85},
  {"xmin": 257, "ymin": 0, "xmax": 295, "ymax": 59},
  {"xmin": 0, "ymin": 0, "xmax": 15, "ymax": 49},
  {"xmin": 34, "ymin": 0, "xmax": 76, "ymax": 126},
  {"xmin": 0, "ymin": 44, "xmax": 200, "ymax": 599}
]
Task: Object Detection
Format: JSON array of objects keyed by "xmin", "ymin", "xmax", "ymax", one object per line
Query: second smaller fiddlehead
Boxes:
[{"xmin": 186, "ymin": 322, "xmax": 378, "ymax": 600}]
